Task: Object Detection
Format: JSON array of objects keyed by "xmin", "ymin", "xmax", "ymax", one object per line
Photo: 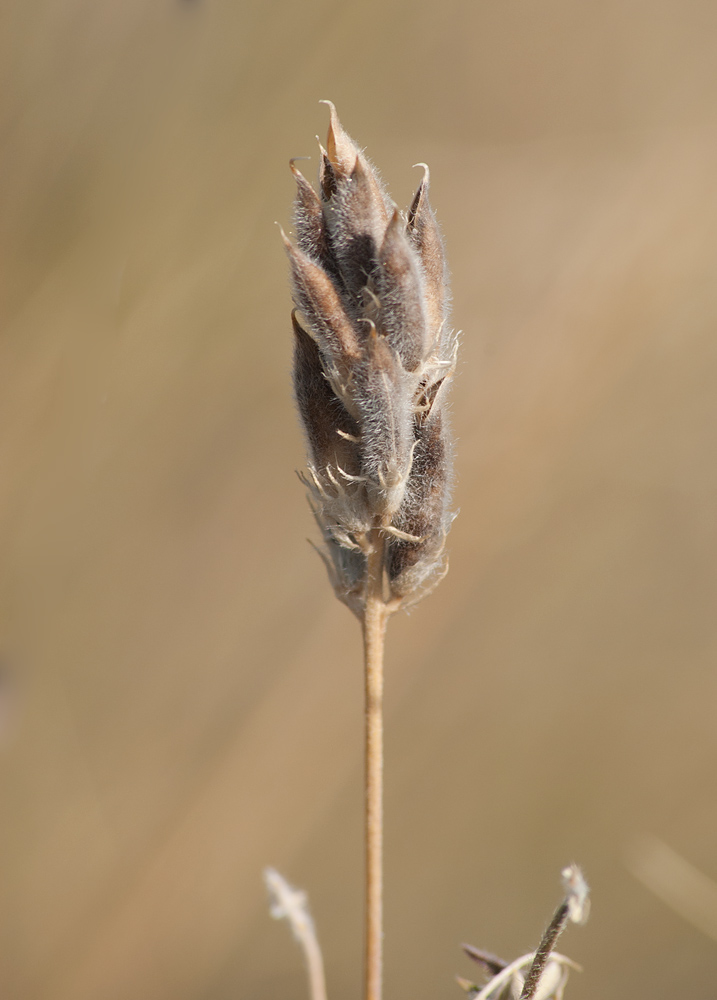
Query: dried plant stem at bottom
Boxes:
[
  {"xmin": 519, "ymin": 866, "xmax": 589, "ymax": 1000},
  {"xmin": 362, "ymin": 528, "xmax": 392, "ymax": 1000},
  {"xmin": 303, "ymin": 918, "xmax": 329, "ymax": 1000},
  {"xmin": 519, "ymin": 902, "xmax": 570, "ymax": 1000},
  {"xmin": 264, "ymin": 868, "xmax": 327, "ymax": 1000}
]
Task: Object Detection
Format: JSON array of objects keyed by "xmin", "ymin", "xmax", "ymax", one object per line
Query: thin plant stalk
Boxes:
[
  {"xmin": 304, "ymin": 931, "xmax": 328, "ymax": 1000},
  {"xmin": 362, "ymin": 530, "xmax": 393, "ymax": 1000},
  {"xmin": 518, "ymin": 903, "xmax": 571, "ymax": 1000}
]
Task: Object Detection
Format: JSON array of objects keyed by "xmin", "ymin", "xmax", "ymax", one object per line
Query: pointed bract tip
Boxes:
[
  {"xmin": 462, "ymin": 944, "xmax": 507, "ymax": 975},
  {"xmin": 349, "ymin": 151, "xmax": 368, "ymax": 179},
  {"xmin": 291, "ymin": 308, "xmax": 313, "ymax": 338},
  {"xmin": 383, "ymin": 205, "xmax": 403, "ymax": 238},
  {"xmin": 321, "ymin": 99, "xmax": 340, "ymax": 155},
  {"xmin": 408, "ymin": 166, "xmax": 431, "ymax": 229},
  {"xmin": 276, "ymin": 222, "xmax": 292, "ymax": 248},
  {"xmin": 412, "ymin": 162, "xmax": 431, "ymax": 186},
  {"xmin": 289, "ymin": 159, "xmax": 316, "ymax": 195},
  {"xmin": 318, "ymin": 99, "xmax": 342, "ymax": 143},
  {"xmin": 319, "ymin": 99, "xmax": 356, "ymax": 174},
  {"xmin": 289, "ymin": 160, "xmax": 307, "ymax": 186},
  {"xmin": 289, "ymin": 156, "xmax": 311, "ymax": 173}
]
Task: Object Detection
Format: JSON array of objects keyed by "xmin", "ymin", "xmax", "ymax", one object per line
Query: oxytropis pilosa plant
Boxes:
[{"xmin": 276, "ymin": 101, "xmax": 458, "ymax": 1000}]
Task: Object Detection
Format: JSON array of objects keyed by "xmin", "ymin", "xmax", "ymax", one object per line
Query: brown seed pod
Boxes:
[{"xmin": 285, "ymin": 103, "xmax": 457, "ymax": 614}]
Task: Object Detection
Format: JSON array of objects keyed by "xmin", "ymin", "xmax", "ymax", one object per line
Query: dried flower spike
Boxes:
[{"xmin": 284, "ymin": 101, "xmax": 457, "ymax": 615}]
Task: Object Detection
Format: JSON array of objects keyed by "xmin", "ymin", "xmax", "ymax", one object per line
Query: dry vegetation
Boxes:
[{"xmin": 1, "ymin": 1, "xmax": 716, "ymax": 998}]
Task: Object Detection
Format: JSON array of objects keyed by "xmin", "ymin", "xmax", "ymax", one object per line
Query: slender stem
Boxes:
[
  {"xmin": 264, "ymin": 868, "xmax": 327, "ymax": 1000},
  {"xmin": 362, "ymin": 529, "xmax": 390, "ymax": 1000},
  {"xmin": 304, "ymin": 928, "xmax": 328, "ymax": 1000},
  {"xmin": 519, "ymin": 903, "xmax": 569, "ymax": 1000}
]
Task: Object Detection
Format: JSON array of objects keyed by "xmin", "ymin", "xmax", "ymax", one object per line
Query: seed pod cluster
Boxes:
[{"xmin": 285, "ymin": 103, "xmax": 457, "ymax": 615}]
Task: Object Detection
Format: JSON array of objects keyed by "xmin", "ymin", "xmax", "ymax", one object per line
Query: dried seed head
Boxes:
[{"xmin": 286, "ymin": 103, "xmax": 457, "ymax": 615}]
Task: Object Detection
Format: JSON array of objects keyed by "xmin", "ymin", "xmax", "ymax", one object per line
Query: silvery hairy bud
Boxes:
[{"xmin": 283, "ymin": 103, "xmax": 457, "ymax": 615}]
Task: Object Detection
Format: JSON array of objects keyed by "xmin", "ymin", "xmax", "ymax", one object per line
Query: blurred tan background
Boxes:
[{"xmin": 1, "ymin": 0, "xmax": 717, "ymax": 997}]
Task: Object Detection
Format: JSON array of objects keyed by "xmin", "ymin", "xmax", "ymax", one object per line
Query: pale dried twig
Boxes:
[{"xmin": 264, "ymin": 868, "xmax": 328, "ymax": 1000}]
